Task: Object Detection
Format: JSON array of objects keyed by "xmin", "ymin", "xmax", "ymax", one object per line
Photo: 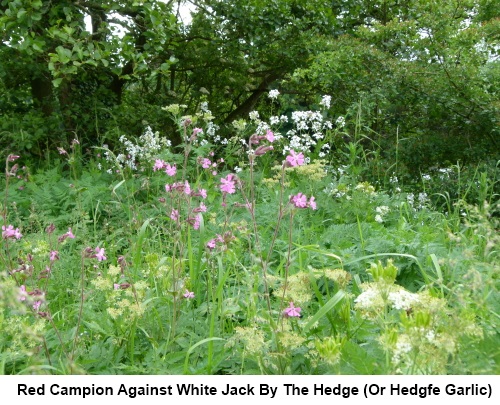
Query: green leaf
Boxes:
[
  {"xmin": 303, "ymin": 290, "xmax": 346, "ymax": 332},
  {"xmin": 32, "ymin": 43, "xmax": 43, "ymax": 52},
  {"xmin": 56, "ymin": 46, "xmax": 72, "ymax": 64},
  {"xmin": 52, "ymin": 77, "xmax": 63, "ymax": 87},
  {"xmin": 184, "ymin": 338, "xmax": 225, "ymax": 373}
]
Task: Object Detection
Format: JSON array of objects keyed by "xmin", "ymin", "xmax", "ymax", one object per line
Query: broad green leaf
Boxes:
[{"xmin": 304, "ymin": 290, "xmax": 346, "ymax": 332}]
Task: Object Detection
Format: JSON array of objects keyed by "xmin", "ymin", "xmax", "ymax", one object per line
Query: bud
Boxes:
[
  {"xmin": 254, "ymin": 145, "xmax": 274, "ymax": 156},
  {"xmin": 9, "ymin": 164, "xmax": 19, "ymax": 176},
  {"xmin": 46, "ymin": 223, "xmax": 56, "ymax": 234},
  {"xmin": 249, "ymin": 134, "xmax": 260, "ymax": 145},
  {"xmin": 83, "ymin": 246, "xmax": 95, "ymax": 258}
]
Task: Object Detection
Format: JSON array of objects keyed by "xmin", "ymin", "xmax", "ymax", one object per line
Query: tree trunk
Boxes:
[
  {"xmin": 30, "ymin": 71, "xmax": 54, "ymax": 117},
  {"xmin": 224, "ymin": 71, "xmax": 283, "ymax": 123}
]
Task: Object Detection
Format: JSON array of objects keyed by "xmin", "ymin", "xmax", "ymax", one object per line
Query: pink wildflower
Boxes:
[
  {"xmin": 183, "ymin": 290, "xmax": 195, "ymax": 299},
  {"xmin": 192, "ymin": 128, "xmax": 203, "ymax": 136},
  {"xmin": 220, "ymin": 174, "xmax": 236, "ymax": 194},
  {"xmin": 291, "ymin": 193, "xmax": 308, "ymax": 208},
  {"xmin": 114, "ymin": 283, "xmax": 120, "ymax": 290},
  {"xmin": 165, "ymin": 164, "xmax": 177, "ymax": 176},
  {"xmin": 184, "ymin": 180, "xmax": 191, "ymax": 195},
  {"xmin": 58, "ymin": 227, "xmax": 75, "ymax": 242},
  {"xmin": 199, "ymin": 189, "xmax": 207, "ymax": 199},
  {"xmin": 8, "ymin": 154, "xmax": 20, "ymax": 161},
  {"xmin": 192, "ymin": 214, "xmax": 201, "ymax": 230},
  {"xmin": 206, "ymin": 239, "xmax": 216, "ymax": 250},
  {"xmin": 285, "ymin": 150, "xmax": 305, "ymax": 167},
  {"xmin": 283, "ymin": 302, "xmax": 301, "ymax": 317},
  {"xmin": 50, "ymin": 250, "xmax": 59, "ymax": 261},
  {"xmin": 201, "ymin": 158, "xmax": 211, "ymax": 169},
  {"xmin": 308, "ymin": 196, "xmax": 317, "ymax": 210},
  {"xmin": 19, "ymin": 285, "xmax": 27, "ymax": 301},
  {"xmin": 265, "ymin": 129, "xmax": 275, "ymax": 143},
  {"xmin": 2, "ymin": 225, "xmax": 22, "ymax": 239},
  {"xmin": 153, "ymin": 159, "xmax": 166, "ymax": 171},
  {"xmin": 33, "ymin": 300, "xmax": 42, "ymax": 311},
  {"xmin": 170, "ymin": 209, "xmax": 179, "ymax": 221},
  {"xmin": 95, "ymin": 247, "xmax": 107, "ymax": 262}
]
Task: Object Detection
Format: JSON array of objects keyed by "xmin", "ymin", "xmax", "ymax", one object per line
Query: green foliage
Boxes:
[
  {"xmin": 285, "ymin": 0, "xmax": 500, "ymax": 172},
  {"xmin": 0, "ymin": 1, "xmax": 499, "ymax": 376},
  {"xmin": 1, "ymin": 95, "xmax": 499, "ymax": 375},
  {"xmin": 1, "ymin": 0, "xmax": 498, "ymax": 172}
]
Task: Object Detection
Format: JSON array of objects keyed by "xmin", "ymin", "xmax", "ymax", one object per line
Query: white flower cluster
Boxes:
[
  {"xmin": 389, "ymin": 174, "xmax": 402, "ymax": 193},
  {"xmin": 320, "ymin": 95, "xmax": 332, "ymax": 109},
  {"xmin": 318, "ymin": 143, "xmax": 331, "ymax": 158},
  {"xmin": 354, "ymin": 182, "xmax": 376, "ymax": 196},
  {"xmin": 355, "ymin": 284, "xmax": 419, "ymax": 317},
  {"xmin": 249, "ymin": 111, "xmax": 260, "ymax": 121},
  {"xmin": 203, "ymin": 121, "xmax": 222, "ymax": 143},
  {"xmin": 375, "ymin": 205, "xmax": 390, "ymax": 223},
  {"xmin": 106, "ymin": 126, "xmax": 171, "ymax": 171},
  {"xmin": 335, "ymin": 116, "xmax": 346, "ymax": 128},
  {"xmin": 354, "ymin": 288, "xmax": 383, "ymax": 311},
  {"xmin": 200, "ymin": 101, "xmax": 210, "ymax": 112},
  {"xmin": 392, "ymin": 335, "xmax": 413, "ymax": 366},
  {"xmin": 437, "ymin": 167, "xmax": 453, "ymax": 179},
  {"xmin": 269, "ymin": 115, "xmax": 288, "ymax": 125},
  {"xmin": 388, "ymin": 290, "xmax": 419, "ymax": 311},
  {"xmin": 268, "ymin": 89, "xmax": 280, "ymax": 100},
  {"xmin": 282, "ymin": 110, "xmax": 332, "ymax": 155},
  {"xmin": 162, "ymin": 104, "xmax": 187, "ymax": 115},
  {"xmin": 195, "ymin": 101, "xmax": 214, "ymax": 122},
  {"xmin": 407, "ymin": 192, "xmax": 429, "ymax": 210}
]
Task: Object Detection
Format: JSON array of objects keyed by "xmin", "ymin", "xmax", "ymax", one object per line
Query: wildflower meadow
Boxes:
[
  {"xmin": 1, "ymin": 91, "xmax": 498, "ymax": 375},
  {"xmin": 0, "ymin": 0, "xmax": 499, "ymax": 376}
]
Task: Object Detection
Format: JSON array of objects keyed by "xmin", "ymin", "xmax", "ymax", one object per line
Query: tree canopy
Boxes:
[{"xmin": 1, "ymin": 0, "xmax": 499, "ymax": 170}]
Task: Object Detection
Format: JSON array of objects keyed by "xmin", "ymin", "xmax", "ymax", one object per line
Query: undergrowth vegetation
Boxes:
[{"xmin": 1, "ymin": 93, "xmax": 499, "ymax": 375}]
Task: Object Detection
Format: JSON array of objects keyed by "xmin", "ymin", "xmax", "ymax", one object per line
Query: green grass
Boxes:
[{"xmin": 0, "ymin": 106, "xmax": 498, "ymax": 375}]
